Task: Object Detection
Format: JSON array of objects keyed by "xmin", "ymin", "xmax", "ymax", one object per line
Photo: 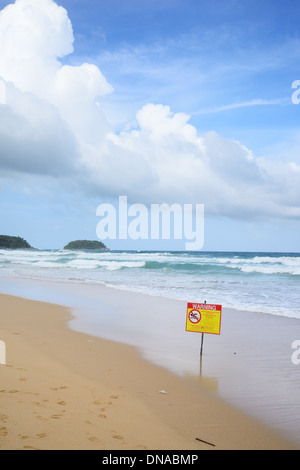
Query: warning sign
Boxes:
[
  {"xmin": 189, "ymin": 309, "xmax": 201, "ymax": 324},
  {"xmin": 186, "ymin": 303, "xmax": 222, "ymax": 335}
]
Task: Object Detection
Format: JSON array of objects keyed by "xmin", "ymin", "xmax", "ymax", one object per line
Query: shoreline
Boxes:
[
  {"xmin": 1, "ymin": 276, "xmax": 300, "ymax": 446},
  {"xmin": 0, "ymin": 292, "xmax": 297, "ymax": 450}
]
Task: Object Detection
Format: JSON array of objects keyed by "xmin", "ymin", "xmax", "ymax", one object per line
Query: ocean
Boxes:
[
  {"xmin": 0, "ymin": 249, "xmax": 299, "ymax": 319},
  {"xmin": 1, "ymin": 249, "xmax": 300, "ymax": 446}
]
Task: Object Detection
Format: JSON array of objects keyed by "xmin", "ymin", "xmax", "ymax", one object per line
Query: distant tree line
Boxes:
[
  {"xmin": 0, "ymin": 235, "xmax": 33, "ymax": 249},
  {"xmin": 0, "ymin": 236, "xmax": 108, "ymax": 251}
]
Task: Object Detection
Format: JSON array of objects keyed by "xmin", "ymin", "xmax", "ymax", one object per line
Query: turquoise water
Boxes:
[
  {"xmin": 1, "ymin": 249, "xmax": 300, "ymax": 446},
  {"xmin": 1, "ymin": 249, "xmax": 299, "ymax": 319}
]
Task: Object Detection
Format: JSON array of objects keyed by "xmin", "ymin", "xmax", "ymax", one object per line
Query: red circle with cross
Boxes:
[{"xmin": 189, "ymin": 309, "xmax": 201, "ymax": 324}]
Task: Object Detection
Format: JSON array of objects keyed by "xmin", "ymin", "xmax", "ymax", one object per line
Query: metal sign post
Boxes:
[
  {"xmin": 200, "ymin": 333, "xmax": 204, "ymax": 376},
  {"xmin": 199, "ymin": 302, "xmax": 206, "ymax": 376},
  {"xmin": 186, "ymin": 300, "xmax": 222, "ymax": 376},
  {"xmin": 200, "ymin": 332, "xmax": 204, "ymax": 356}
]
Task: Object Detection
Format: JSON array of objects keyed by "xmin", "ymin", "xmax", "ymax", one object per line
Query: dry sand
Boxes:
[{"xmin": 0, "ymin": 293, "xmax": 295, "ymax": 450}]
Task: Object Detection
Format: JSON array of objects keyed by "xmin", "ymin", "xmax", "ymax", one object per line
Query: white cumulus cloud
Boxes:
[{"xmin": 0, "ymin": 0, "xmax": 299, "ymax": 221}]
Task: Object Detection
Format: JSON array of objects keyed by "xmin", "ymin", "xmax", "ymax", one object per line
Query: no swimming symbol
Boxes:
[{"xmin": 189, "ymin": 309, "xmax": 201, "ymax": 324}]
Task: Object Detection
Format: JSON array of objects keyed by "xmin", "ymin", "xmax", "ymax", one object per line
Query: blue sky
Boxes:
[{"xmin": 0, "ymin": 0, "xmax": 300, "ymax": 251}]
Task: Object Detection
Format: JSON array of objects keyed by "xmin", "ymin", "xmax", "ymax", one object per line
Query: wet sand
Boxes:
[{"xmin": 0, "ymin": 292, "xmax": 295, "ymax": 450}]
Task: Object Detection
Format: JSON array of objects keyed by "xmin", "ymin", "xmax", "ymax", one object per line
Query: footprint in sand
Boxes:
[
  {"xmin": 50, "ymin": 386, "xmax": 68, "ymax": 392},
  {"xmin": 0, "ymin": 426, "xmax": 8, "ymax": 437},
  {"xmin": 34, "ymin": 414, "xmax": 48, "ymax": 422},
  {"xmin": 88, "ymin": 436, "xmax": 101, "ymax": 444},
  {"xmin": 0, "ymin": 414, "xmax": 7, "ymax": 423},
  {"xmin": 92, "ymin": 400, "xmax": 103, "ymax": 406},
  {"xmin": 33, "ymin": 401, "xmax": 46, "ymax": 408},
  {"xmin": 50, "ymin": 414, "xmax": 63, "ymax": 420}
]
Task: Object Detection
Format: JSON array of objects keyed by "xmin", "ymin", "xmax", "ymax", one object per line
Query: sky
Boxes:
[{"xmin": 0, "ymin": 0, "xmax": 300, "ymax": 251}]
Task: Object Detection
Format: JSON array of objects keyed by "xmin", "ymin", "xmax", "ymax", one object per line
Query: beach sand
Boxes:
[{"xmin": 0, "ymin": 293, "xmax": 295, "ymax": 450}]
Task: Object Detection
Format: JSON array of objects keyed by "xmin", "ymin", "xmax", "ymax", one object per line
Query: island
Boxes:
[
  {"xmin": 0, "ymin": 235, "xmax": 33, "ymax": 249},
  {"xmin": 63, "ymin": 240, "xmax": 108, "ymax": 251}
]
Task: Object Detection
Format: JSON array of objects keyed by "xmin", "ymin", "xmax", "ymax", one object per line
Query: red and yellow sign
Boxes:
[{"xmin": 186, "ymin": 303, "xmax": 222, "ymax": 335}]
